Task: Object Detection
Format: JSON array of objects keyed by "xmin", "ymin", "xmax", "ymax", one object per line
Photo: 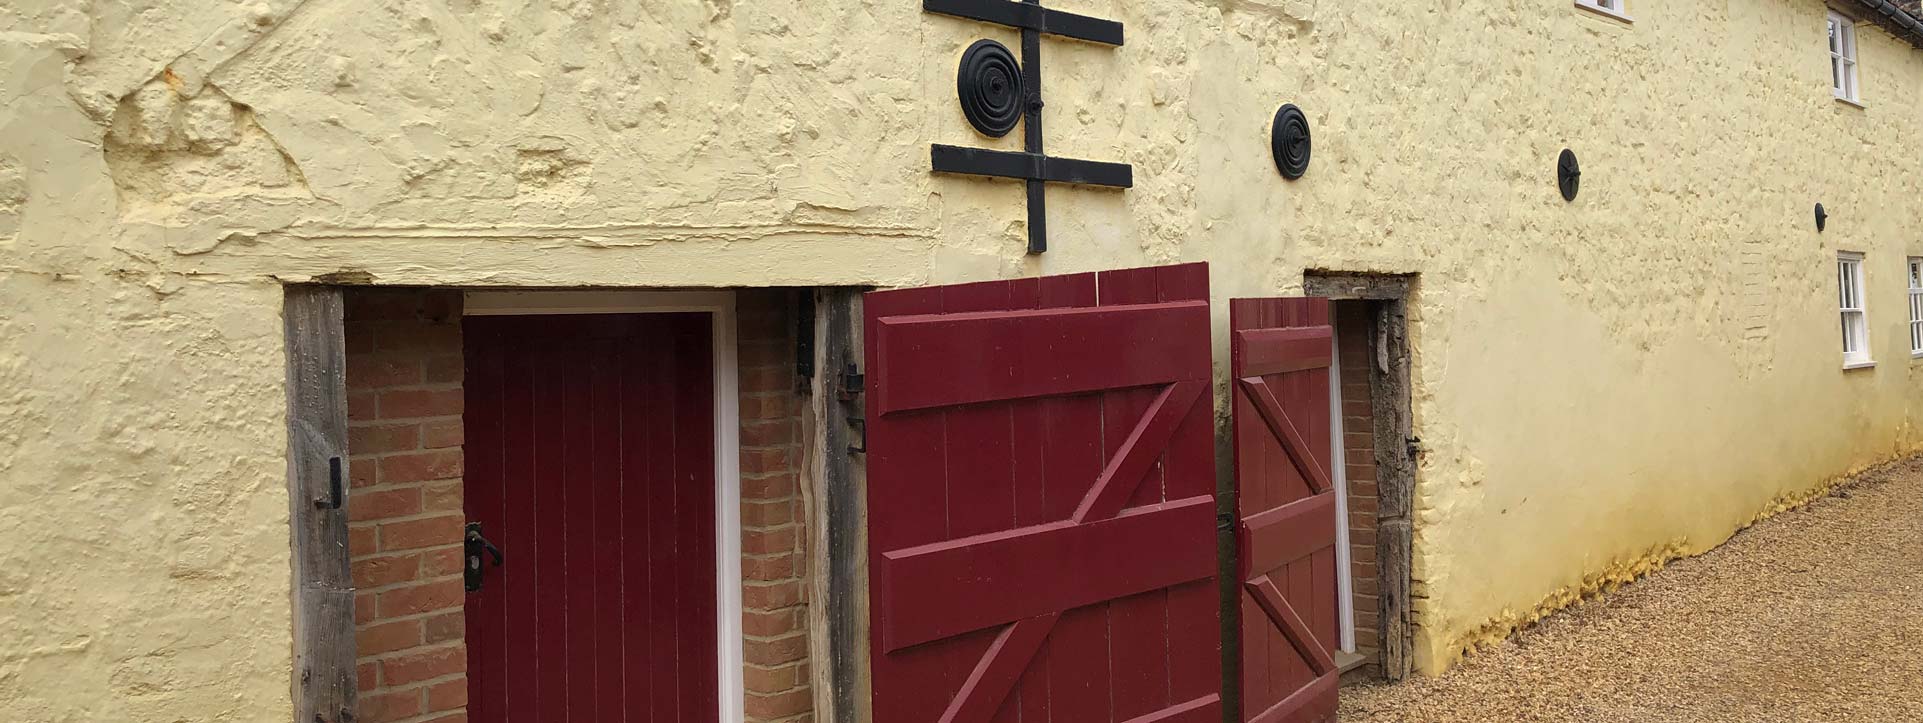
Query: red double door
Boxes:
[
  {"xmin": 463, "ymin": 313, "xmax": 718, "ymax": 722},
  {"xmin": 863, "ymin": 264, "xmax": 1341, "ymax": 723},
  {"xmin": 451, "ymin": 266, "xmax": 1338, "ymax": 723}
]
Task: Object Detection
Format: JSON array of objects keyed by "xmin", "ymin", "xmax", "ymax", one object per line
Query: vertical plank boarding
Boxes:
[
  {"xmin": 464, "ymin": 314, "xmax": 720, "ymax": 722},
  {"xmin": 1231, "ymin": 297, "xmax": 1340, "ymax": 723}
]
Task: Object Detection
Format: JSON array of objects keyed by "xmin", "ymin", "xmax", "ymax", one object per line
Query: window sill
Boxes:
[
  {"xmin": 1574, "ymin": 1, "xmax": 1633, "ymax": 23},
  {"xmin": 1843, "ymin": 359, "xmax": 1876, "ymax": 371},
  {"xmin": 1912, "ymin": 350, "xmax": 1923, "ymax": 360},
  {"xmin": 1835, "ymin": 95, "xmax": 1866, "ymax": 110}
]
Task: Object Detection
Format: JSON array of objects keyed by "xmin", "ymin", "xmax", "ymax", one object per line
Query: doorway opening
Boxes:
[
  {"xmin": 333, "ymin": 287, "xmax": 824, "ymax": 723},
  {"xmin": 1304, "ymin": 271, "xmax": 1417, "ymax": 682},
  {"xmin": 461, "ymin": 294, "xmax": 736, "ymax": 722}
]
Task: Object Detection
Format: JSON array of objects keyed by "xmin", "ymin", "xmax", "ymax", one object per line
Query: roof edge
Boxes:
[{"xmin": 1851, "ymin": 0, "xmax": 1923, "ymax": 51}]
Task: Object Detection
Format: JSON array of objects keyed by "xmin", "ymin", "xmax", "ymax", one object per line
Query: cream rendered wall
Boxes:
[{"xmin": 2, "ymin": 0, "xmax": 1921, "ymax": 716}]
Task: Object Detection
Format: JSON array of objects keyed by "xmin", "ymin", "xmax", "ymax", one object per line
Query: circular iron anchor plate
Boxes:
[
  {"xmin": 1557, "ymin": 148, "xmax": 1582, "ymax": 202},
  {"xmin": 1272, "ymin": 104, "xmax": 1312, "ymax": 180},
  {"xmin": 958, "ymin": 39, "xmax": 1024, "ymax": 138}
]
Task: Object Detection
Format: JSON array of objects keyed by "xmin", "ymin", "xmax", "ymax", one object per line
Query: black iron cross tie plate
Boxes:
[{"xmin": 926, "ymin": 0, "xmax": 1133, "ymax": 255}]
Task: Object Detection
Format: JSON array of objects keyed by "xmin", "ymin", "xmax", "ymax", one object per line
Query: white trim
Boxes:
[
  {"xmin": 1838, "ymin": 252, "xmax": 1872, "ymax": 369},
  {"xmin": 1574, "ymin": 0, "xmax": 1632, "ymax": 23},
  {"xmin": 1830, "ymin": 11, "xmax": 1860, "ymax": 104},
  {"xmin": 1907, "ymin": 257, "xmax": 1922, "ymax": 357},
  {"xmin": 711, "ymin": 302, "xmax": 744, "ymax": 723},
  {"xmin": 463, "ymin": 289, "xmax": 747, "ymax": 723},
  {"xmin": 1328, "ymin": 317, "xmax": 1356, "ymax": 655}
]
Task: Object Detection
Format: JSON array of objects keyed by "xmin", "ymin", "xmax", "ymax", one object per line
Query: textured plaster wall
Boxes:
[{"xmin": 3, "ymin": 0, "xmax": 1922, "ymax": 716}]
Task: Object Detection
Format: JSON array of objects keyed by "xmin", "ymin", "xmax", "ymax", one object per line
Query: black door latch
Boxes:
[{"xmin": 464, "ymin": 522, "xmax": 504, "ymax": 592}]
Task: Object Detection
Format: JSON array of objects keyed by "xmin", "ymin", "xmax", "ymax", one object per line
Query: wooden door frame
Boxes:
[
  {"xmin": 1302, "ymin": 272, "xmax": 1417, "ymax": 681},
  {"xmin": 463, "ymin": 289, "xmax": 746, "ymax": 723},
  {"xmin": 285, "ymin": 286, "xmax": 356, "ymax": 723}
]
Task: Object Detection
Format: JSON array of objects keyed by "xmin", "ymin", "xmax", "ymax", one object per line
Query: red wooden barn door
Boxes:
[
  {"xmin": 1231, "ymin": 298, "xmax": 1340, "ymax": 723},
  {"xmin": 865, "ymin": 263, "xmax": 1222, "ymax": 723},
  {"xmin": 464, "ymin": 313, "xmax": 718, "ymax": 723}
]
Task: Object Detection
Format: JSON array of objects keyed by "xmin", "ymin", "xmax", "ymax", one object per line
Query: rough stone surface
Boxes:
[
  {"xmin": 1342, "ymin": 453, "xmax": 1923, "ymax": 721},
  {"xmin": 2, "ymin": 0, "xmax": 1923, "ymax": 717}
]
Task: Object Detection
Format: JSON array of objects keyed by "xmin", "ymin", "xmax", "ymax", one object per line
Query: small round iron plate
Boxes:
[
  {"xmin": 1557, "ymin": 149, "xmax": 1581, "ymax": 202},
  {"xmin": 1815, "ymin": 203, "xmax": 1828, "ymax": 232},
  {"xmin": 957, "ymin": 39, "xmax": 1023, "ymax": 138},
  {"xmin": 1271, "ymin": 104, "xmax": 1311, "ymax": 180}
]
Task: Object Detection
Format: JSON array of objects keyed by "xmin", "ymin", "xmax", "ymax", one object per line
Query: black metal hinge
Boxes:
[
  {"xmin": 847, "ymin": 418, "xmax": 868, "ymax": 455},
  {"xmin": 838, "ymin": 364, "xmax": 864, "ymax": 402},
  {"xmin": 315, "ymin": 456, "xmax": 344, "ymax": 510},
  {"xmin": 839, "ymin": 363, "xmax": 867, "ymax": 454}
]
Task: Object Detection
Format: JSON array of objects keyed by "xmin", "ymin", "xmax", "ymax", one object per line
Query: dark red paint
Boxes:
[
  {"xmin": 865, "ymin": 264, "xmax": 1222, "ymax": 723},
  {"xmin": 1230, "ymin": 298, "xmax": 1341, "ymax": 723},
  {"xmin": 464, "ymin": 313, "xmax": 717, "ymax": 723}
]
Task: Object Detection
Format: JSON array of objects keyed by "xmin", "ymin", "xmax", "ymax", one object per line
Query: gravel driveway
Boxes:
[{"xmin": 1340, "ymin": 454, "xmax": 1923, "ymax": 722}]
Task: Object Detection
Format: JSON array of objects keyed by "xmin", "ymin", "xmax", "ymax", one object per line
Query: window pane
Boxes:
[
  {"xmin": 1831, "ymin": 19, "xmax": 1841, "ymax": 54},
  {"xmin": 1840, "ymin": 260, "xmax": 1862, "ymax": 309}
]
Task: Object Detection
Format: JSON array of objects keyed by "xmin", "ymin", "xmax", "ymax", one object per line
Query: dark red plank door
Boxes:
[
  {"xmin": 865, "ymin": 263, "xmax": 1222, "ymax": 723},
  {"xmin": 1231, "ymin": 298, "xmax": 1339, "ymax": 723},
  {"xmin": 464, "ymin": 313, "xmax": 718, "ymax": 723}
]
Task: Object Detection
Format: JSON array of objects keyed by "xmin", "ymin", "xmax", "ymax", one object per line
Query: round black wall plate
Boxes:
[
  {"xmin": 1557, "ymin": 149, "xmax": 1581, "ymax": 202},
  {"xmin": 958, "ymin": 39, "xmax": 1023, "ymax": 138},
  {"xmin": 1271, "ymin": 104, "xmax": 1311, "ymax": 180}
]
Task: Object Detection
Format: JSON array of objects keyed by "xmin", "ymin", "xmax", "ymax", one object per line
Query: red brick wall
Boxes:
[
  {"xmin": 345, "ymin": 289, "xmax": 468, "ymax": 723},
  {"xmin": 1335, "ymin": 301, "xmax": 1381, "ymax": 673},
  {"xmin": 736, "ymin": 290, "xmax": 815, "ymax": 723},
  {"xmin": 342, "ymin": 288, "xmax": 816, "ymax": 723}
]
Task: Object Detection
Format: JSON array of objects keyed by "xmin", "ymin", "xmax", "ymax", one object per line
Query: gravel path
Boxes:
[{"xmin": 1340, "ymin": 454, "xmax": 1923, "ymax": 722}]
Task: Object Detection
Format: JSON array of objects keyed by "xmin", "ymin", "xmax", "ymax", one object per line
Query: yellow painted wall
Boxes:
[{"xmin": 3, "ymin": 0, "xmax": 1922, "ymax": 715}]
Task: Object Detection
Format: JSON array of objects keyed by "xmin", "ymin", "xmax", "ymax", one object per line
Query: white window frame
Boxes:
[
  {"xmin": 1908, "ymin": 256, "xmax": 1922, "ymax": 357},
  {"xmin": 1830, "ymin": 11, "xmax": 1861, "ymax": 104},
  {"xmin": 1574, "ymin": 0, "xmax": 1632, "ymax": 22},
  {"xmin": 1839, "ymin": 252, "xmax": 1873, "ymax": 369}
]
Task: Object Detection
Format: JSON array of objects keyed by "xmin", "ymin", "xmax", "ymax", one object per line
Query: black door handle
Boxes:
[
  {"xmin": 315, "ymin": 456, "xmax": 344, "ymax": 510},
  {"xmin": 464, "ymin": 522, "xmax": 504, "ymax": 592}
]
